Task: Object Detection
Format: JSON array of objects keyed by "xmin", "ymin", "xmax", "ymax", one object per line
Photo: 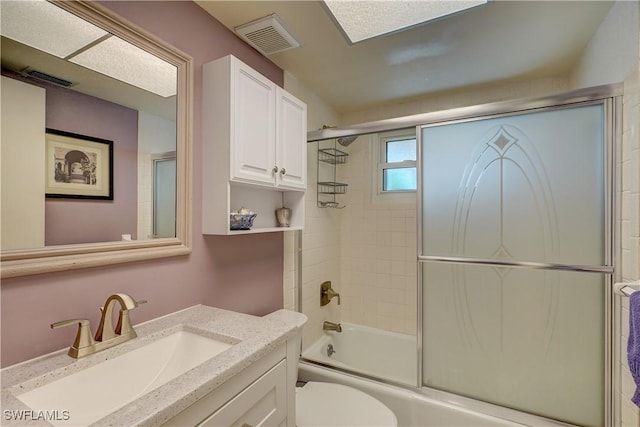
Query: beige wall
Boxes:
[
  {"xmin": 1, "ymin": 76, "xmax": 46, "ymax": 250},
  {"xmin": 341, "ymin": 76, "xmax": 570, "ymax": 126}
]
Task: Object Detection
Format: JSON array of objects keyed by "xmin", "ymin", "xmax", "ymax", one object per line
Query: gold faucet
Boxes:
[
  {"xmin": 51, "ymin": 293, "xmax": 147, "ymax": 359},
  {"xmin": 320, "ymin": 281, "xmax": 340, "ymax": 306}
]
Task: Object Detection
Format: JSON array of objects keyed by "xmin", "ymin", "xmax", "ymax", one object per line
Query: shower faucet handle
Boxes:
[{"xmin": 320, "ymin": 281, "xmax": 340, "ymax": 306}]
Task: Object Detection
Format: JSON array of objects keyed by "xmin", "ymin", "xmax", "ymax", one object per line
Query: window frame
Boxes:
[
  {"xmin": 377, "ymin": 130, "xmax": 417, "ymax": 194},
  {"xmin": 369, "ymin": 128, "xmax": 417, "ymax": 206}
]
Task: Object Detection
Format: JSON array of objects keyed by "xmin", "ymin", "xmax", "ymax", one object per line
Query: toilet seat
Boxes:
[{"xmin": 296, "ymin": 381, "xmax": 398, "ymax": 427}]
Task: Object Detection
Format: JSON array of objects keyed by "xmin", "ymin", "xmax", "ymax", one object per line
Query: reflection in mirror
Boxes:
[
  {"xmin": 0, "ymin": 0, "xmax": 192, "ymax": 277},
  {"xmin": 1, "ymin": 0, "xmax": 177, "ymax": 249},
  {"xmin": 152, "ymin": 152, "xmax": 177, "ymax": 239}
]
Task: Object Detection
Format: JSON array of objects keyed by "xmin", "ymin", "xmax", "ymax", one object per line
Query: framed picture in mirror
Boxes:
[{"xmin": 45, "ymin": 129, "xmax": 113, "ymax": 200}]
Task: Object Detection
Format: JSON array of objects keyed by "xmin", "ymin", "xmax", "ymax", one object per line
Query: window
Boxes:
[{"xmin": 378, "ymin": 131, "xmax": 417, "ymax": 193}]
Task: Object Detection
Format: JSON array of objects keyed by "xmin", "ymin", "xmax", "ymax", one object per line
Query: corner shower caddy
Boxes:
[{"xmin": 317, "ymin": 146, "xmax": 348, "ymax": 208}]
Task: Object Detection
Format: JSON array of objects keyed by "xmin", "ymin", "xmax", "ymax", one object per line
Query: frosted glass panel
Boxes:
[
  {"xmin": 383, "ymin": 167, "xmax": 416, "ymax": 191},
  {"xmin": 422, "ymin": 263, "xmax": 604, "ymax": 426},
  {"xmin": 421, "ymin": 104, "xmax": 605, "ymax": 266},
  {"xmin": 420, "ymin": 103, "xmax": 608, "ymax": 426}
]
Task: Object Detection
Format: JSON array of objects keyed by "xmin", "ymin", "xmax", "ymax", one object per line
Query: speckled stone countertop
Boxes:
[{"xmin": 1, "ymin": 305, "xmax": 306, "ymax": 427}]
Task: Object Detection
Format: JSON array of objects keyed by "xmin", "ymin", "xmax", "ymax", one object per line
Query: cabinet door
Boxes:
[
  {"xmin": 231, "ymin": 60, "xmax": 276, "ymax": 186},
  {"xmin": 275, "ymin": 88, "xmax": 307, "ymax": 190},
  {"xmin": 199, "ymin": 360, "xmax": 287, "ymax": 427}
]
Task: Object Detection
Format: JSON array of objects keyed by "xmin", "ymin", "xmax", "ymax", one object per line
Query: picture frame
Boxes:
[{"xmin": 45, "ymin": 129, "xmax": 113, "ymax": 200}]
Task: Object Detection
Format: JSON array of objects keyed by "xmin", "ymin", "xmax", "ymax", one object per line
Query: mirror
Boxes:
[{"xmin": 0, "ymin": 1, "xmax": 192, "ymax": 278}]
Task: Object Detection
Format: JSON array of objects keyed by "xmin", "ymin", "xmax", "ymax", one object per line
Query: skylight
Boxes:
[{"xmin": 323, "ymin": 0, "xmax": 488, "ymax": 43}]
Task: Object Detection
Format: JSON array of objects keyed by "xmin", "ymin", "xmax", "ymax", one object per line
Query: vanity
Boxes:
[{"xmin": 1, "ymin": 306, "xmax": 306, "ymax": 426}]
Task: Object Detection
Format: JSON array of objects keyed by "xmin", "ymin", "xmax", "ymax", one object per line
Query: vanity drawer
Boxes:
[
  {"xmin": 198, "ymin": 360, "xmax": 286, "ymax": 427},
  {"xmin": 162, "ymin": 345, "xmax": 287, "ymax": 427}
]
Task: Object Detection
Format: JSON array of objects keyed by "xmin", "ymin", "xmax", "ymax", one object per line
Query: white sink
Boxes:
[{"xmin": 16, "ymin": 330, "xmax": 235, "ymax": 426}]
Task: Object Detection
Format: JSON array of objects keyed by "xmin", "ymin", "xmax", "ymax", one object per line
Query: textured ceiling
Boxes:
[{"xmin": 196, "ymin": 0, "xmax": 613, "ymax": 114}]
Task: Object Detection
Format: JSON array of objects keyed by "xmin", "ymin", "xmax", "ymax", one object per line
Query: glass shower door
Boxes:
[{"xmin": 420, "ymin": 103, "xmax": 611, "ymax": 426}]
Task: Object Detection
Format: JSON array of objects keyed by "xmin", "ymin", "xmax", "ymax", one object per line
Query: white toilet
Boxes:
[
  {"xmin": 262, "ymin": 311, "xmax": 397, "ymax": 427},
  {"xmin": 296, "ymin": 381, "xmax": 398, "ymax": 427}
]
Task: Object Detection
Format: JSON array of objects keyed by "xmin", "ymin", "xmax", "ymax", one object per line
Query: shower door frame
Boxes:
[
  {"xmin": 416, "ymin": 90, "xmax": 620, "ymax": 426},
  {"xmin": 304, "ymin": 83, "xmax": 623, "ymax": 427}
]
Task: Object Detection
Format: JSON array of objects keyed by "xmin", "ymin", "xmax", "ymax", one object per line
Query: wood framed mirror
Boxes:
[{"xmin": 1, "ymin": 0, "xmax": 192, "ymax": 278}]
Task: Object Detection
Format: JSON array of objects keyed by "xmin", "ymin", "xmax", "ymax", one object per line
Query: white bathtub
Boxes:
[
  {"xmin": 302, "ymin": 322, "xmax": 417, "ymax": 385},
  {"xmin": 298, "ymin": 363, "xmax": 527, "ymax": 427},
  {"xmin": 300, "ymin": 322, "xmax": 532, "ymax": 427}
]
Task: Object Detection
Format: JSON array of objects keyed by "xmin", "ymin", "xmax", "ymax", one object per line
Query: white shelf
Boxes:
[{"xmin": 228, "ymin": 226, "xmax": 301, "ymax": 235}]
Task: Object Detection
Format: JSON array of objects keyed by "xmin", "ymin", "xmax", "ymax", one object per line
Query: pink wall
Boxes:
[
  {"xmin": 45, "ymin": 86, "xmax": 139, "ymax": 245},
  {"xmin": 0, "ymin": 0, "xmax": 286, "ymax": 367},
  {"xmin": 1, "ymin": 71, "xmax": 140, "ymax": 245}
]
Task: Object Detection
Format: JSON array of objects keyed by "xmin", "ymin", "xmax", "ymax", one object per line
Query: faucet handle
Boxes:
[
  {"xmin": 51, "ymin": 319, "xmax": 95, "ymax": 358},
  {"xmin": 320, "ymin": 281, "xmax": 341, "ymax": 306},
  {"xmin": 115, "ymin": 299, "xmax": 147, "ymax": 336}
]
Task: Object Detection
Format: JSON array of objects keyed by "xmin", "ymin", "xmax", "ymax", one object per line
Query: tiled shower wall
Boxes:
[
  {"xmin": 299, "ymin": 145, "xmax": 342, "ymax": 349},
  {"xmin": 619, "ymin": 64, "xmax": 640, "ymax": 427},
  {"xmin": 335, "ymin": 137, "xmax": 418, "ymax": 335}
]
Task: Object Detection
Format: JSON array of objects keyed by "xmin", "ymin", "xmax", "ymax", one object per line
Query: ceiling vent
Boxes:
[
  {"xmin": 22, "ymin": 69, "xmax": 73, "ymax": 88},
  {"xmin": 235, "ymin": 14, "xmax": 301, "ymax": 56}
]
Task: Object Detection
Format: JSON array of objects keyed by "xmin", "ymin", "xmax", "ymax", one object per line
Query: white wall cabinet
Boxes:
[
  {"xmin": 203, "ymin": 55, "xmax": 306, "ymax": 234},
  {"xmin": 274, "ymin": 88, "xmax": 306, "ymax": 189}
]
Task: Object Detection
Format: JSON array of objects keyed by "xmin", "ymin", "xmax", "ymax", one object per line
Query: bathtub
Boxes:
[
  {"xmin": 298, "ymin": 362, "xmax": 527, "ymax": 427},
  {"xmin": 302, "ymin": 322, "xmax": 417, "ymax": 385},
  {"xmin": 300, "ymin": 322, "xmax": 533, "ymax": 427}
]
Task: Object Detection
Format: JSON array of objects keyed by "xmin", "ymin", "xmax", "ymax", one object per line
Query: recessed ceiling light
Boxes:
[{"xmin": 323, "ymin": 0, "xmax": 488, "ymax": 44}]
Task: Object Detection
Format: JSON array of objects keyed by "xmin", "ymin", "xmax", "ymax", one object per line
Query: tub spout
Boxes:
[{"xmin": 323, "ymin": 321, "xmax": 342, "ymax": 333}]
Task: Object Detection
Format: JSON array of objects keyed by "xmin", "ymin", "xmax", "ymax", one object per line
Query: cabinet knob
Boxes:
[
  {"xmin": 280, "ymin": 168, "xmax": 286, "ymax": 176},
  {"xmin": 272, "ymin": 166, "xmax": 279, "ymax": 174}
]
